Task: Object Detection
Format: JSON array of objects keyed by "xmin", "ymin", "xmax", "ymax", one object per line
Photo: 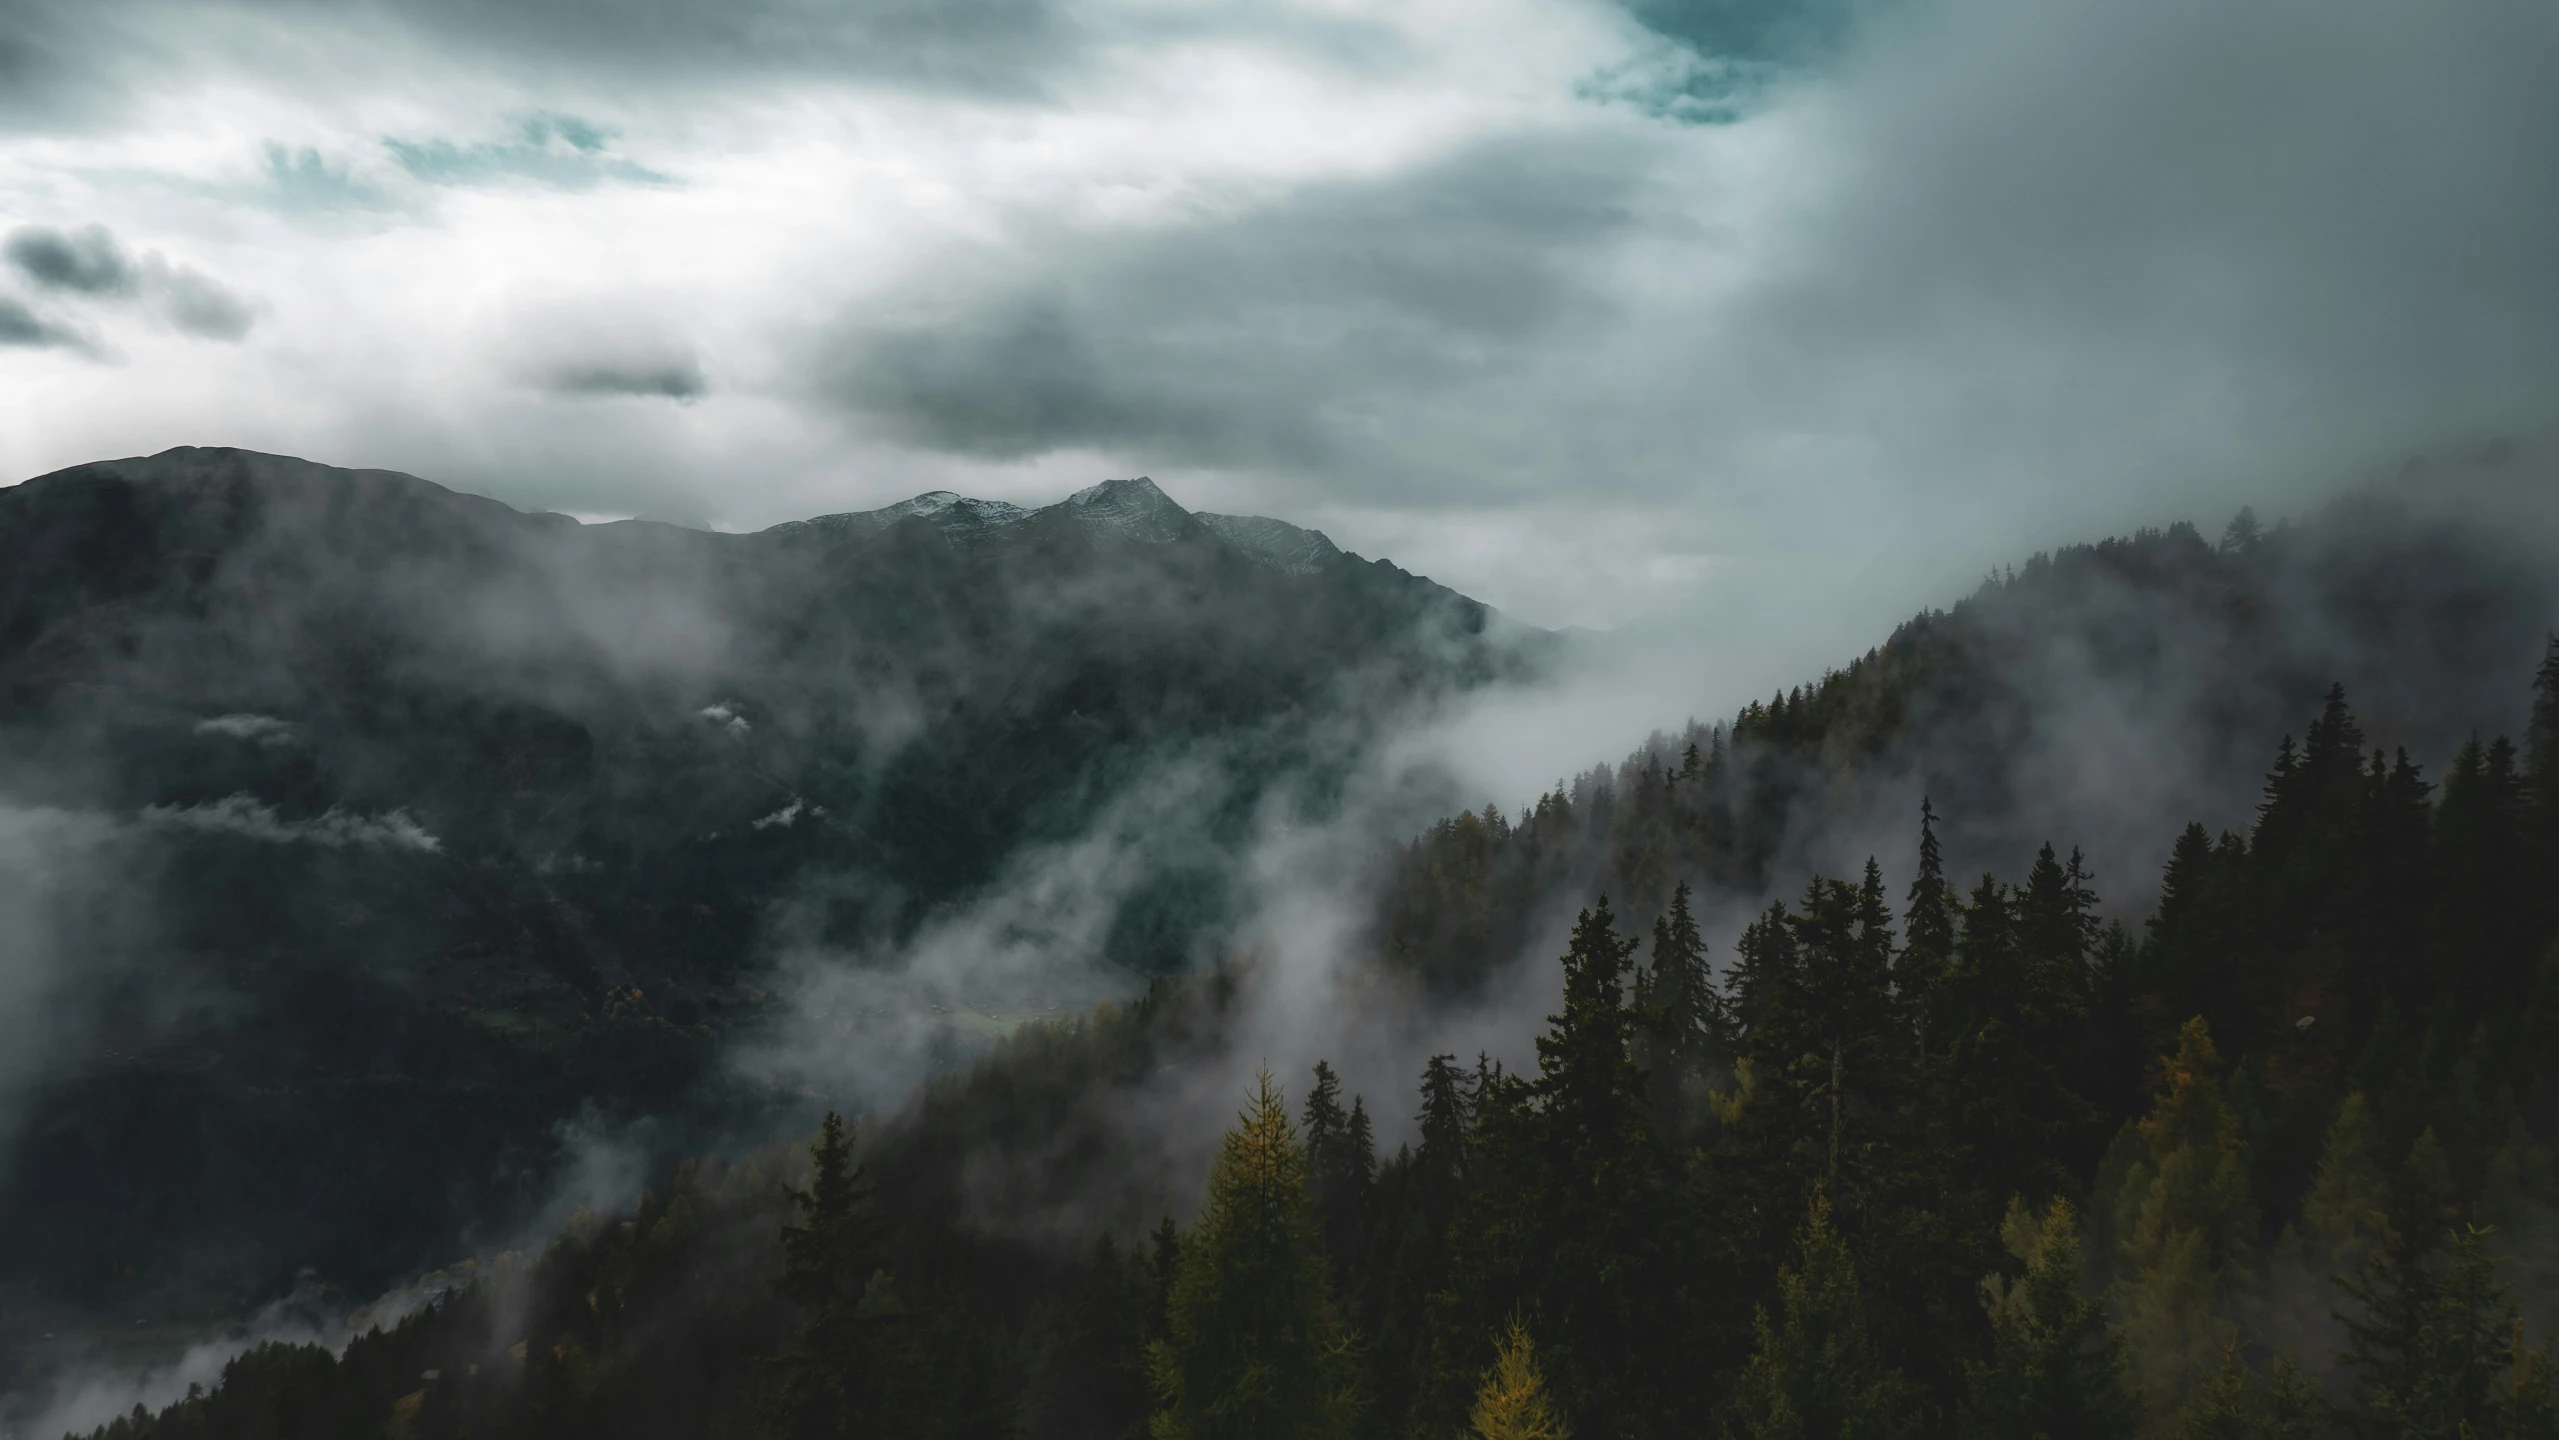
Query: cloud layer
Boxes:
[{"xmin": 0, "ymin": 0, "xmax": 2552, "ymax": 677}]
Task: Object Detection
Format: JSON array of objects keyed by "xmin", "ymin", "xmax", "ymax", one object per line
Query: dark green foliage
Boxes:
[
  {"xmin": 1421, "ymin": 899, "xmax": 1704, "ymax": 1440},
  {"xmin": 75, "ymin": 532, "xmax": 2559, "ymax": 1440},
  {"xmin": 0, "ymin": 447, "xmax": 1532, "ymax": 1313},
  {"xmin": 1150, "ymin": 1072, "xmax": 1355, "ymax": 1440},
  {"xmin": 1958, "ymin": 1198, "xmax": 2137, "ymax": 1440},
  {"xmin": 1727, "ymin": 1194, "xmax": 1914, "ymax": 1440},
  {"xmin": 1302, "ymin": 1062, "xmax": 1376, "ymax": 1292},
  {"xmin": 761, "ymin": 1112, "xmax": 898, "ymax": 1440},
  {"xmin": 2332, "ymin": 1132, "xmax": 2559, "ymax": 1440},
  {"xmin": 1636, "ymin": 882, "xmax": 1727, "ymax": 1143},
  {"xmin": 2173, "ymin": 1349, "xmax": 2319, "ymax": 1440},
  {"xmin": 1900, "ymin": 799, "xmax": 1955, "ymax": 1062}
]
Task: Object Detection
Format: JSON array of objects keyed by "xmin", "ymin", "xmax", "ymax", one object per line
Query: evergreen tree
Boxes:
[
  {"xmin": 2531, "ymin": 636, "xmax": 2559, "ymax": 814},
  {"xmin": 1419, "ymin": 1054, "xmax": 1472, "ymax": 1189},
  {"xmin": 1151, "ymin": 1071, "xmax": 1355, "ymax": 1440},
  {"xmin": 2530, "ymin": 636, "xmax": 2559, "ymax": 893},
  {"xmin": 2343, "ymin": 748, "xmax": 2433, "ymax": 1031},
  {"xmin": 2107, "ymin": 1021, "xmax": 2256, "ymax": 1421},
  {"xmin": 1469, "ymin": 1318, "xmax": 1570, "ymax": 1440},
  {"xmin": 1957, "ymin": 1197, "xmax": 2137, "ymax": 1440},
  {"xmin": 1936, "ymin": 863, "xmax": 2097, "ymax": 1212},
  {"xmin": 1746, "ymin": 871, "xmax": 1907, "ymax": 1196},
  {"xmin": 1900, "ymin": 800, "xmax": 1955, "ymax": 1062},
  {"xmin": 1303, "ymin": 1062, "xmax": 1374, "ymax": 1290},
  {"xmin": 2173, "ymin": 1348, "xmax": 2318, "ymax": 1440},
  {"xmin": 1026, "ymin": 1235, "xmax": 1155, "ymax": 1440},
  {"xmin": 761, "ymin": 1113, "xmax": 898, "ymax": 1440},
  {"xmin": 2302, "ymin": 1094, "xmax": 2389, "ymax": 1277},
  {"xmin": 1726, "ymin": 1194, "xmax": 1913, "ymax": 1440},
  {"xmin": 1636, "ymin": 882, "xmax": 1724, "ymax": 1143},
  {"xmin": 2337, "ymin": 1213, "xmax": 2555, "ymax": 1440},
  {"xmin": 1418, "ymin": 900, "xmax": 1699, "ymax": 1440},
  {"xmin": 2434, "ymin": 734, "xmax": 2535, "ymax": 1019}
]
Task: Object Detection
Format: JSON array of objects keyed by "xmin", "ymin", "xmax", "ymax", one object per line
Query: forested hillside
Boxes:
[
  {"xmin": 66, "ymin": 629, "xmax": 2559, "ymax": 1440},
  {"xmin": 1376, "ymin": 501, "xmax": 2556, "ymax": 994},
  {"xmin": 0, "ymin": 446, "xmax": 1533, "ymax": 1328}
]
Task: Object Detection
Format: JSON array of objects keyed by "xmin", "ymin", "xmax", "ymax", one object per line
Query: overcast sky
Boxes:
[{"xmin": 2, "ymin": 0, "xmax": 2554, "ymax": 672}]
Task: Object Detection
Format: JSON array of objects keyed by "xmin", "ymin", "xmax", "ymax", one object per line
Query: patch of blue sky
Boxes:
[
  {"xmin": 1586, "ymin": 0, "xmax": 1867, "ymax": 124},
  {"xmin": 384, "ymin": 112, "xmax": 673, "ymax": 190},
  {"xmin": 262, "ymin": 145, "xmax": 399, "ymax": 213}
]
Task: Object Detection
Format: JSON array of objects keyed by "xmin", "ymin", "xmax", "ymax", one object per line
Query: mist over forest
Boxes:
[
  {"xmin": 6, "ymin": 0, "xmax": 2559, "ymax": 1433},
  {"xmin": 0, "ymin": 434, "xmax": 2551, "ymax": 1440}
]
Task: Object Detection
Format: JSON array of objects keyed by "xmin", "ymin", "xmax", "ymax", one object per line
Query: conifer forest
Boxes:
[{"xmin": 62, "ymin": 605, "xmax": 2559, "ymax": 1440}]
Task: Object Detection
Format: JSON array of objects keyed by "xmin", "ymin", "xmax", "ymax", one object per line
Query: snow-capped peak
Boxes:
[{"xmin": 1059, "ymin": 477, "xmax": 1195, "ymax": 544}]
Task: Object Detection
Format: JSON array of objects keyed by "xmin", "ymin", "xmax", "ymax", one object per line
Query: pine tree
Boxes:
[
  {"xmin": 1470, "ymin": 1318, "xmax": 1570, "ymax": 1440},
  {"xmin": 762, "ymin": 1113, "xmax": 897, "ymax": 1440},
  {"xmin": 1303, "ymin": 1062, "xmax": 1374, "ymax": 1290},
  {"xmin": 2337, "ymin": 1213, "xmax": 2555, "ymax": 1440},
  {"xmin": 2434, "ymin": 733, "xmax": 2535, "ymax": 1019},
  {"xmin": 1151, "ymin": 1071, "xmax": 1354, "ymax": 1440},
  {"xmin": 1727, "ymin": 1194, "xmax": 1913, "ymax": 1440},
  {"xmin": 1747, "ymin": 871, "xmax": 1906, "ymax": 1195},
  {"xmin": 2302, "ymin": 1094, "xmax": 2389, "ymax": 1277},
  {"xmin": 1937, "ymin": 862, "xmax": 2098, "ymax": 1212},
  {"xmin": 2173, "ymin": 1348, "xmax": 2318, "ymax": 1440},
  {"xmin": 2108, "ymin": 1020, "xmax": 2256, "ymax": 1421},
  {"xmin": 2531, "ymin": 636, "xmax": 2559, "ymax": 812},
  {"xmin": 2530, "ymin": 636, "xmax": 2559, "ymax": 909},
  {"xmin": 1026, "ymin": 1234, "xmax": 1155, "ymax": 1440},
  {"xmin": 2328, "ymin": 1127, "xmax": 2559, "ymax": 1440},
  {"xmin": 1419, "ymin": 1054, "xmax": 1473, "ymax": 1190},
  {"xmin": 1958, "ymin": 1196, "xmax": 2137, "ymax": 1440},
  {"xmin": 1636, "ymin": 882, "xmax": 1724, "ymax": 1142},
  {"xmin": 1900, "ymin": 800, "xmax": 1955, "ymax": 1062}
]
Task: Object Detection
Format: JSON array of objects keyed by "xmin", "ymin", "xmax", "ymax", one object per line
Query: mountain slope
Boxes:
[{"xmin": 0, "ymin": 446, "xmax": 1540, "ymax": 1316}]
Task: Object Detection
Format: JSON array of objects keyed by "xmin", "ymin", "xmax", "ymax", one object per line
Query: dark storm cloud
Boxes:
[
  {"xmin": 4, "ymin": 224, "xmax": 256, "ymax": 341},
  {"xmin": 1680, "ymin": 0, "xmax": 2559, "ymax": 539},
  {"xmin": 829, "ymin": 134, "xmax": 1651, "ymax": 466},
  {"xmin": 0, "ymin": 0, "xmax": 1073, "ymax": 132},
  {"xmin": 0, "ymin": 295, "xmax": 81, "ymax": 349},
  {"xmin": 547, "ymin": 358, "xmax": 709, "ymax": 400},
  {"xmin": 6, "ymin": 225, "xmax": 133, "ymax": 295}
]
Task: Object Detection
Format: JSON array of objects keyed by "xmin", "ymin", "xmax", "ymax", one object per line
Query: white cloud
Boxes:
[
  {"xmin": 0, "ymin": 0, "xmax": 2549, "ymax": 678},
  {"xmin": 141, "ymin": 794, "xmax": 444, "ymax": 853}
]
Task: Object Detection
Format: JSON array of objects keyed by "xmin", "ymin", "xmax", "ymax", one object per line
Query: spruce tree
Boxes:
[
  {"xmin": 1955, "ymin": 1202, "xmax": 2139, "ymax": 1440},
  {"xmin": 2302, "ymin": 1094, "xmax": 2389, "ymax": 1277},
  {"xmin": 1026, "ymin": 1235, "xmax": 1155, "ymax": 1440},
  {"xmin": 1418, "ymin": 1054, "xmax": 1472, "ymax": 1190},
  {"xmin": 2108, "ymin": 1020, "xmax": 2256, "ymax": 1421},
  {"xmin": 2337, "ymin": 1214, "xmax": 2554, "ymax": 1440},
  {"xmin": 1727, "ymin": 1194, "xmax": 1913, "ymax": 1440},
  {"xmin": 1957, "ymin": 1197, "xmax": 2137, "ymax": 1440},
  {"xmin": 1469, "ymin": 1319, "xmax": 1570, "ymax": 1440},
  {"xmin": 2173, "ymin": 1348, "xmax": 2318, "ymax": 1440},
  {"xmin": 1303, "ymin": 1062, "xmax": 1373, "ymax": 1290},
  {"xmin": 1151, "ymin": 1071, "xmax": 1354, "ymax": 1440},
  {"xmin": 1900, "ymin": 800, "xmax": 1955, "ymax": 1062},
  {"xmin": 762, "ymin": 1113, "xmax": 896, "ymax": 1440},
  {"xmin": 1636, "ymin": 882, "xmax": 1724, "ymax": 1143}
]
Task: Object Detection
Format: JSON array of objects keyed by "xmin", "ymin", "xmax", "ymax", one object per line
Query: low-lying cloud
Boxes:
[
  {"xmin": 140, "ymin": 794, "xmax": 444, "ymax": 853},
  {"xmin": 3, "ymin": 224, "xmax": 255, "ymax": 341}
]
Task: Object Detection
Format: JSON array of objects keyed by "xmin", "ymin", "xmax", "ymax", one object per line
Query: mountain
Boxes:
[
  {"xmin": 1375, "ymin": 496, "xmax": 2559, "ymax": 995},
  {"xmin": 0, "ymin": 447, "xmax": 1541, "ymax": 1321},
  {"xmin": 35, "ymin": 501, "xmax": 2559, "ymax": 1440}
]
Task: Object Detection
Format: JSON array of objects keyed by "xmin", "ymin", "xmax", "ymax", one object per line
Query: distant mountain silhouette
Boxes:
[{"xmin": 0, "ymin": 446, "xmax": 1542, "ymax": 1314}]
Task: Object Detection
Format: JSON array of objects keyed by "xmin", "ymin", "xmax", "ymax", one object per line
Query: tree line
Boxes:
[{"xmin": 75, "ymin": 637, "xmax": 2559, "ymax": 1440}]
